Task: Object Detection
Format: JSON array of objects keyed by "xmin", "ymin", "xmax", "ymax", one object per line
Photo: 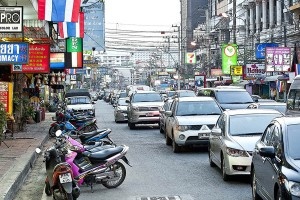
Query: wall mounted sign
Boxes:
[
  {"xmin": 12, "ymin": 44, "xmax": 50, "ymax": 73},
  {"xmin": 0, "ymin": 6, "xmax": 23, "ymax": 33},
  {"xmin": 65, "ymin": 37, "xmax": 83, "ymax": 68},
  {"xmin": 230, "ymin": 65, "xmax": 243, "ymax": 76},
  {"xmin": 244, "ymin": 64, "xmax": 266, "ymax": 79},
  {"xmin": 265, "ymin": 47, "xmax": 291, "ymax": 72},
  {"xmin": 255, "ymin": 43, "xmax": 279, "ymax": 59},
  {"xmin": 0, "ymin": 42, "xmax": 29, "ymax": 64}
]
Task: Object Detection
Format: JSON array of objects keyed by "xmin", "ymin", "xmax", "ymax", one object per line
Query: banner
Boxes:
[{"xmin": 222, "ymin": 44, "xmax": 238, "ymax": 75}]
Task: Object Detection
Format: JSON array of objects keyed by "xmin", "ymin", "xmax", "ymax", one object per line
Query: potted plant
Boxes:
[{"xmin": 24, "ymin": 104, "xmax": 36, "ymax": 124}]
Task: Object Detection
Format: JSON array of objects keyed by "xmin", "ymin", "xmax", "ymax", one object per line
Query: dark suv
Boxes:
[
  {"xmin": 197, "ymin": 86, "xmax": 254, "ymax": 110},
  {"xmin": 126, "ymin": 91, "xmax": 164, "ymax": 129}
]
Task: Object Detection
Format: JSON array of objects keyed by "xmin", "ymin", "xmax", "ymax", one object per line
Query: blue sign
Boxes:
[
  {"xmin": 256, "ymin": 43, "xmax": 279, "ymax": 59},
  {"xmin": 0, "ymin": 42, "xmax": 29, "ymax": 64}
]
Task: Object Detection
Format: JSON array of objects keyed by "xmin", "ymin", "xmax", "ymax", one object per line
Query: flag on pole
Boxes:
[
  {"xmin": 38, "ymin": 0, "xmax": 81, "ymax": 22},
  {"xmin": 58, "ymin": 12, "xmax": 84, "ymax": 38}
]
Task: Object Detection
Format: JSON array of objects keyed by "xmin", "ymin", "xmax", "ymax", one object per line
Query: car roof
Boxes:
[
  {"xmin": 134, "ymin": 90, "xmax": 157, "ymax": 94},
  {"xmin": 176, "ymin": 90, "xmax": 194, "ymax": 93},
  {"xmin": 224, "ymin": 108, "xmax": 282, "ymax": 115},
  {"xmin": 251, "ymin": 102, "xmax": 286, "ymax": 106},
  {"xmin": 177, "ymin": 96, "xmax": 215, "ymax": 102},
  {"xmin": 276, "ymin": 116, "xmax": 300, "ymax": 125},
  {"xmin": 199, "ymin": 87, "xmax": 247, "ymax": 92}
]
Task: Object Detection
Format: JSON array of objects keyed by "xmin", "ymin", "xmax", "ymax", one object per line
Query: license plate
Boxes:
[
  {"xmin": 198, "ymin": 133, "xmax": 208, "ymax": 139},
  {"xmin": 59, "ymin": 173, "xmax": 72, "ymax": 183},
  {"xmin": 146, "ymin": 112, "xmax": 154, "ymax": 117}
]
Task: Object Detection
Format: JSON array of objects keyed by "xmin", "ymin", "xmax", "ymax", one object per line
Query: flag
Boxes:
[
  {"xmin": 276, "ymin": 80, "xmax": 284, "ymax": 92},
  {"xmin": 58, "ymin": 12, "xmax": 84, "ymax": 38},
  {"xmin": 296, "ymin": 64, "xmax": 300, "ymax": 76},
  {"xmin": 38, "ymin": 0, "xmax": 81, "ymax": 22}
]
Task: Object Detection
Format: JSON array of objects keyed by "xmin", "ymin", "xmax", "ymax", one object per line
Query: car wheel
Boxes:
[
  {"xmin": 165, "ymin": 131, "xmax": 172, "ymax": 146},
  {"xmin": 128, "ymin": 121, "xmax": 135, "ymax": 129},
  {"xmin": 221, "ymin": 155, "xmax": 229, "ymax": 181},
  {"xmin": 275, "ymin": 188, "xmax": 283, "ymax": 200},
  {"xmin": 208, "ymin": 147, "xmax": 216, "ymax": 167},
  {"xmin": 159, "ymin": 123, "xmax": 164, "ymax": 134},
  {"xmin": 251, "ymin": 168, "xmax": 262, "ymax": 200}
]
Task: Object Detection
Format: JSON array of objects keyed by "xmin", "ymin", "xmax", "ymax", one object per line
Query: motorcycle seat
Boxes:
[
  {"xmin": 79, "ymin": 129, "xmax": 111, "ymax": 140},
  {"xmin": 82, "ymin": 146, "xmax": 123, "ymax": 160}
]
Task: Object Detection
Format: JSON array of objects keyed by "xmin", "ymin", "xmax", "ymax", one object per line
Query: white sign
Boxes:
[
  {"xmin": 0, "ymin": 6, "xmax": 23, "ymax": 33},
  {"xmin": 245, "ymin": 64, "xmax": 266, "ymax": 78}
]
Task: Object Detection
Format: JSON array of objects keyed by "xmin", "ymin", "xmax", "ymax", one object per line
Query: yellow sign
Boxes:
[
  {"xmin": 0, "ymin": 82, "xmax": 13, "ymax": 115},
  {"xmin": 230, "ymin": 65, "xmax": 243, "ymax": 76}
]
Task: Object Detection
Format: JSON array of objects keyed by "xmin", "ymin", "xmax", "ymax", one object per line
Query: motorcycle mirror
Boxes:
[
  {"xmin": 55, "ymin": 130, "xmax": 63, "ymax": 137},
  {"xmin": 35, "ymin": 148, "xmax": 41, "ymax": 154}
]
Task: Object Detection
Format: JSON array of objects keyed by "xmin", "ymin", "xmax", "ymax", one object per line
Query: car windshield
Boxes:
[
  {"xmin": 176, "ymin": 101, "xmax": 222, "ymax": 116},
  {"xmin": 132, "ymin": 93, "xmax": 162, "ymax": 102},
  {"xmin": 67, "ymin": 97, "xmax": 91, "ymax": 105},
  {"xmin": 167, "ymin": 91, "xmax": 176, "ymax": 97},
  {"xmin": 118, "ymin": 99, "xmax": 128, "ymax": 106},
  {"xmin": 216, "ymin": 91, "xmax": 254, "ymax": 104},
  {"xmin": 178, "ymin": 91, "xmax": 196, "ymax": 97},
  {"xmin": 286, "ymin": 124, "xmax": 300, "ymax": 159},
  {"xmin": 259, "ymin": 105, "xmax": 286, "ymax": 113},
  {"xmin": 119, "ymin": 92, "xmax": 127, "ymax": 98},
  {"xmin": 229, "ymin": 113, "xmax": 282, "ymax": 136}
]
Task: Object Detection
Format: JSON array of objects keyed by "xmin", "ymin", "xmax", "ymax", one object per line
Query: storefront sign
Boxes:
[
  {"xmin": 0, "ymin": 42, "xmax": 28, "ymax": 64},
  {"xmin": 0, "ymin": 82, "xmax": 13, "ymax": 115},
  {"xmin": 65, "ymin": 37, "xmax": 83, "ymax": 68},
  {"xmin": 255, "ymin": 43, "xmax": 278, "ymax": 59},
  {"xmin": 244, "ymin": 64, "xmax": 266, "ymax": 79},
  {"xmin": 210, "ymin": 68, "xmax": 223, "ymax": 76},
  {"xmin": 13, "ymin": 44, "xmax": 50, "ymax": 73},
  {"xmin": 222, "ymin": 44, "xmax": 238, "ymax": 75},
  {"xmin": 230, "ymin": 65, "xmax": 243, "ymax": 76},
  {"xmin": 265, "ymin": 47, "xmax": 291, "ymax": 72},
  {"xmin": 0, "ymin": 6, "xmax": 23, "ymax": 33}
]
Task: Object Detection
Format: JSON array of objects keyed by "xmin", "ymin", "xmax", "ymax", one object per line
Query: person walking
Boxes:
[{"xmin": 270, "ymin": 88, "xmax": 277, "ymax": 100}]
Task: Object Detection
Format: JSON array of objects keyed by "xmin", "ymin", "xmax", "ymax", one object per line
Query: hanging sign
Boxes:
[
  {"xmin": 185, "ymin": 52, "xmax": 196, "ymax": 64},
  {"xmin": 0, "ymin": 42, "xmax": 29, "ymax": 64},
  {"xmin": 222, "ymin": 44, "xmax": 238, "ymax": 75},
  {"xmin": 230, "ymin": 65, "xmax": 243, "ymax": 76}
]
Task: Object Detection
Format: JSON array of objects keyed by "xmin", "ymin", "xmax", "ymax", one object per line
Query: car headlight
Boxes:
[
  {"xmin": 285, "ymin": 180, "xmax": 300, "ymax": 197},
  {"xmin": 132, "ymin": 106, "xmax": 139, "ymax": 111},
  {"xmin": 226, "ymin": 147, "xmax": 249, "ymax": 157},
  {"xmin": 176, "ymin": 125, "xmax": 191, "ymax": 132}
]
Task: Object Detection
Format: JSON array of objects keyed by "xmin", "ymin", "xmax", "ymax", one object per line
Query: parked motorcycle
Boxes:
[
  {"xmin": 37, "ymin": 137, "xmax": 81, "ymax": 200},
  {"xmin": 55, "ymin": 130, "xmax": 131, "ymax": 192}
]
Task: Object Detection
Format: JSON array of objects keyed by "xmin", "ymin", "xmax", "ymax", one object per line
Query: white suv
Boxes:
[
  {"xmin": 126, "ymin": 91, "xmax": 164, "ymax": 129},
  {"xmin": 66, "ymin": 96, "xmax": 95, "ymax": 116}
]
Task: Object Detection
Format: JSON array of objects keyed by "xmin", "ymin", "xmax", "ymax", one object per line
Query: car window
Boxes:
[
  {"xmin": 215, "ymin": 91, "xmax": 253, "ymax": 103},
  {"xmin": 269, "ymin": 125, "xmax": 283, "ymax": 158},
  {"xmin": 175, "ymin": 101, "xmax": 222, "ymax": 116},
  {"xmin": 118, "ymin": 99, "xmax": 127, "ymax": 106},
  {"xmin": 286, "ymin": 124, "xmax": 300, "ymax": 159},
  {"xmin": 67, "ymin": 97, "xmax": 91, "ymax": 105},
  {"xmin": 262, "ymin": 125, "xmax": 275, "ymax": 145},
  {"xmin": 216, "ymin": 114, "xmax": 225, "ymax": 133},
  {"xmin": 132, "ymin": 93, "xmax": 162, "ymax": 102}
]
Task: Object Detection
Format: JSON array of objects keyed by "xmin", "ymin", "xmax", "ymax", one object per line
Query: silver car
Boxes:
[
  {"xmin": 114, "ymin": 98, "xmax": 128, "ymax": 122},
  {"xmin": 165, "ymin": 96, "xmax": 223, "ymax": 153},
  {"xmin": 209, "ymin": 109, "xmax": 283, "ymax": 181}
]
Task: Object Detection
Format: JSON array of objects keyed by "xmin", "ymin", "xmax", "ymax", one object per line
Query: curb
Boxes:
[{"xmin": 1, "ymin": 134, "xmax": 49, "ymax": 200}]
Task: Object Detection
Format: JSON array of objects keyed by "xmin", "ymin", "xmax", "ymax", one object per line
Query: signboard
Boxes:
[
  {"xmin": 0, "ymin": 82, "xmax": 13, "ymax": 115},
  {"xmin": 222, "ymin": 44, "xmax": 238, "ymax": 75},
  {"xmin": 210, "ymin": 68, "xmax": 223, "ymax": 76},
  {"xmin": 14, "ymin": 44, "xmax": 50, "ymax": 73},
  {"xmin": 255, "ymin": 43, "xmax": 279, "ymax": 59},
  {"xmin": 185, "ymin": 52, "xmax": 196, "ymax": 64},
  {"xmin": 230, "ymin": 65, "xmax": 243, "ymax": 76},
  {"xmin": 50, "ymin": 52, "xmax": 65, "ymax": 69},
  {"xmin": 65, "ymin": 37, "xmax": 83, "ymax": 68},
  {"xmin": 0, "ymin": 6, "xmax": 23, "ymax": 33},
  {"xmin": 194, "ymin": 75, "xmax": 206, "ymax": 88},
  {"xmin": 244, "ymin": 64, "xmax": 266, "ymax": 79},
  {"xmin": 0, "ymin": 42, "xmax": 29, "ymax": 64},
  {"xmin": 265, "ymin": 47, "xmax": 291, "ymax": 72}
]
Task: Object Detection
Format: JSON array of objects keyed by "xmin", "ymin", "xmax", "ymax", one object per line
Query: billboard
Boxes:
[
  {"xmin": 265, "ymin": 47, "xmax": 291, "ymax": 72},
  {"xmin": 255, "ymin": 43, "xmax": 279, "ymax": 59},
  {"xmin": 244, "ymin": 64, "xmax": 266, "ymax": 79},
  {"xmin": 222, "ymin": 44, "xmax": 238, "ymax": 75},
  {"xmin": 0, "ymin": 42, "xmax": 29, "ymax": 64}
]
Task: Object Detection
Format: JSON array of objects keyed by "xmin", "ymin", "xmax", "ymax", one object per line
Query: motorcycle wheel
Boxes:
[
  {"xmin": 45, "ymin": 181, "xmax": 52, "ymax": 196},
  {"xmin": 49, "ymin": 125, "xmax": 60, "ymax": 137},
  {"xmin": 66, "ymin": 193, "xmax": 73, "ymax": 200},
  {"xmin": 102, "ymin": 161, "xmax": 126, "ymax": 189}
]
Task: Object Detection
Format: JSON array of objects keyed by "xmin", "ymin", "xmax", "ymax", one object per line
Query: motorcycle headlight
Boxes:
[
  {"xmin": 177, "ymin": 125, "xmax": 191, "ymax": 132},
  {"xmin": 284, "ymin": 180, "xmax": 300, "ymax": 197},
  {"xmin": 226, "ymin": 147, "xmax": 249, "ymax": 157}
]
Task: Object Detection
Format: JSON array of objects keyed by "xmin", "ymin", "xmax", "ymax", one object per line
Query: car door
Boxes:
[
  {"xmin": 210, "ymin": 113, "xmax": 225, "ymax": 166},
  {"xmin": 165, "ymin": 100, "xmax": 177, "ymax": 138}
]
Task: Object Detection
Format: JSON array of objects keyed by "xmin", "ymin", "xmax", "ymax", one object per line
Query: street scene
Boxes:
[{"xmin": 1, "ymin": 0, "xmax": 300, "ymax": 200}]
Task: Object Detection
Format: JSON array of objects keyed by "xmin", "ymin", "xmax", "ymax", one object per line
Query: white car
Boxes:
[
  {"xmin": 165, "ymin": 96, "xmax": 223, "ymax": 153},
  {"xmin": 66, "ymin": 96, "xmax": 95, "ymax": 116},
  {"xmin": 209, "ymin": 109, "xmax": 284, "ymax": 181}
]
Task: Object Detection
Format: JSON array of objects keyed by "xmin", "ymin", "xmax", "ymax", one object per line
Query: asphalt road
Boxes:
[{"xmin": 14, "ymin": 99, "xmax": 252, "ymax": 200}]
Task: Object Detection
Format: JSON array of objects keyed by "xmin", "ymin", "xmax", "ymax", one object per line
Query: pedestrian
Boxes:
[{"xmin": 270, "ymin": 88, "xmax": 277, "ymax": 100}]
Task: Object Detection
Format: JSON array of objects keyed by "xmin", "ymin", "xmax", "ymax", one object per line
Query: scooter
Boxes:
[
  {"xmin": 38, "ymin": 137, "xmax": 81, "ymax": 200},
  {"xmin": 55, "ymin": 130, "xmax": 131, "ymax": 192}
]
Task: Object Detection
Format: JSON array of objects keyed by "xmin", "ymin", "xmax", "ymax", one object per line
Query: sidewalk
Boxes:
[{"xmin": 0, "ymin": 112, "xmax": 53, "ymax": 200}]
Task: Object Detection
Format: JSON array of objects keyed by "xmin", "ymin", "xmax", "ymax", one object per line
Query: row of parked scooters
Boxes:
[{"xmin": 38, "ymin": 104, "xmax": 131, "ymax": 200}]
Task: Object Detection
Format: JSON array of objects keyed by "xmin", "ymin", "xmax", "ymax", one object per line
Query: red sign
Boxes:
[
  {"xmin": 0, "ymin": 82, "xmax": 9, "ymax": 112},
  {"xmin": 19, "ymin": 44, "xmax": 50, "ymax": 73}
]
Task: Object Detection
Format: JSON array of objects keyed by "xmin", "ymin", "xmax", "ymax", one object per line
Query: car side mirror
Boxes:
[
  {"xmin": 125, "ymin": 99, "xmax": 130, "ymax": 103},
  {"xmin": 165, "ymin": 110, "xmax": 172, "ymax": 117},
  {"xmin": 211, "ymin": 127, "xmax": 222, "ymax": 136},
  {"xmin": 259, "ymin": 146, "xmax": 275, "ymax": 158}
]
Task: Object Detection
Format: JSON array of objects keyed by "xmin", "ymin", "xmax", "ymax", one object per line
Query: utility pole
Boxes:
[
  {"xmin": 172, "ymin": 24, "xmax": 181, "ymax": 90},
  {"xmin": 233, "ymin": 0, "xmax": 237, "ymax": 44}
]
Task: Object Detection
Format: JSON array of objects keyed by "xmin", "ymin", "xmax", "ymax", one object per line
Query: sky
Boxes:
[{"xmin": 104, "ymin": 0, "xmax": 181, "ymax": 53}]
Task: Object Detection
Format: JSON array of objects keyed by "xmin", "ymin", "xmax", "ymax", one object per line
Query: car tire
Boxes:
[
  {"xmin": 221, "ymin": 155, "xmax": 229, "ymax": 181},
  {"xmin": 172, "ymin": 139, "xmax": 181, "ymax": 153},
  {"xmin": 165, "ymin": 131, "xmax": 172, "ymax": 146},
  {"xmin": 208, "ymin": 147, "xmax": 216, "ymax": 167},
  {"xmin": 275, "ymin": 188, "xmax": 283, "ymax": 200},
  {"xmin": 159, "ymin": 123, "xmax": 164, "ymax": 134},
  {"xmin": 128, "ymin": 121, "xmax": 135, "ymax": 129},
  {"xmin": 251, "ymin": 168, "xmax": 262, "ymax": 200}
]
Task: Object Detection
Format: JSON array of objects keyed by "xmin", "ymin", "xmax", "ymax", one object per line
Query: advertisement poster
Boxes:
[
  {"xmin": 265, "ymin": 47, "xmax": 291, "ymax": 72},
  {"xmin": 0, "ymin": 82, "xmax": 13, "ymax": 115},
  {"xmin": 222, "ymin": 44, "xmax": 238, "ymax": 75},
  {"xmin": 230, "ymin": 65, "xmax": 243, "ymax": 76},
  {"xmin": 14, "ymin": 44, "xmax": 50, "ymax": 73},
  {"xmin": 255, "ymin": 43, "xmax": 279, "ymax": 59},
  {"xmin": 194, "ymin": 75, "xmax": 206, "ymax": 88},
  {"xmin": 244, "ymin": 64, "xmax": 266, "ymax": 79}
]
